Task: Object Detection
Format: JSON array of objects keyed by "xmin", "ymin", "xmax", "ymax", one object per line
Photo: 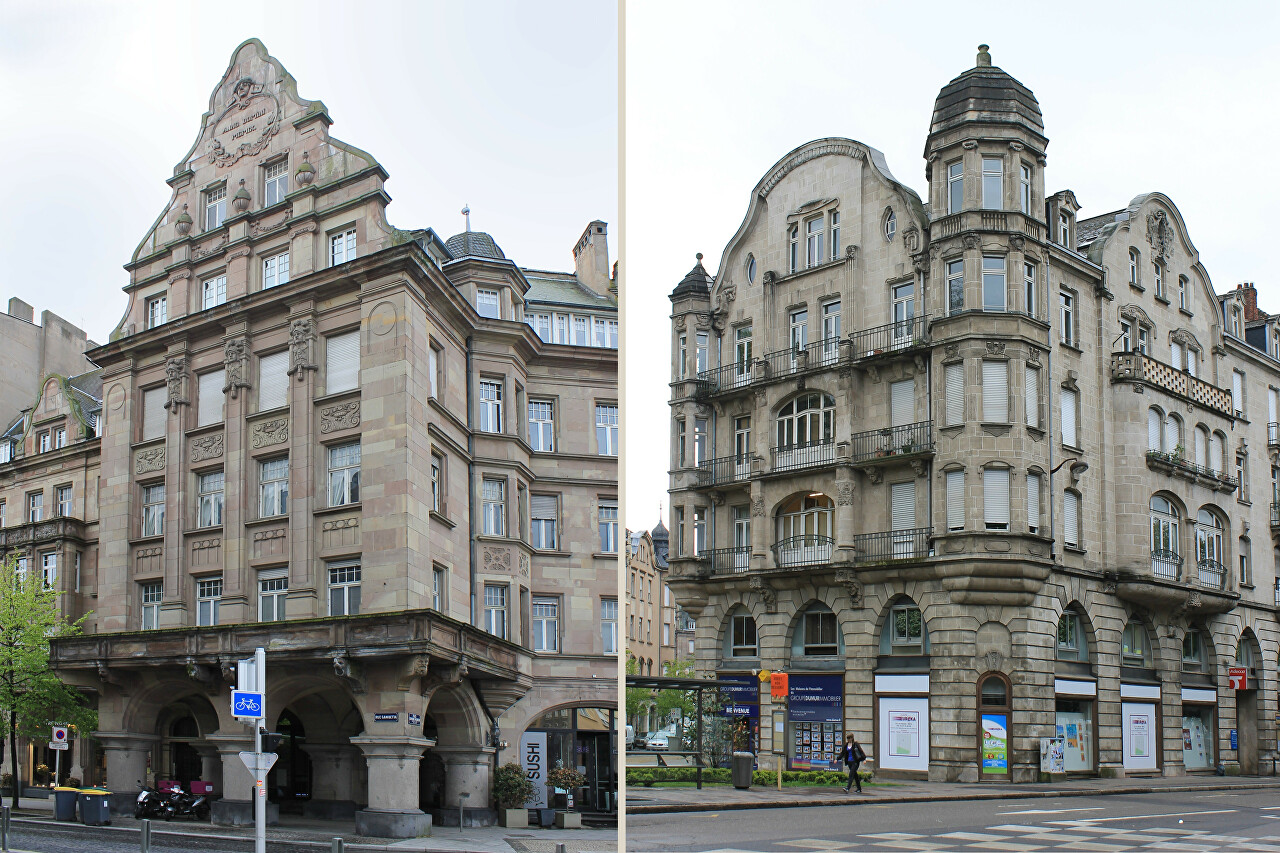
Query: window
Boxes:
[
  {"xmin": 0, "ymin": 500, "xmax": 6, "ymax": 527},
  {"xmin": 676, "ymin": 418, "xmax": 686, "ymax": 466},
  {"xmin": 599, "ymin": 500, "xmax": 619, "ymax": 552},
  {"xmin": 479, "ymin": 380, "xmax": 503, "ymax": 433},
  {"xmin": 1059, "ymin": 212, "xmax": 1070, "ymax": 247},
  {"xmin": 1182, "ymin": 630, "xmax": 1204, "ymax": 671},
  {"xmin": 946, "ymin": 470, "xmax": 964, "ymax": 531},
  {"xmin": 693, "ymin": 418, "xmax": 708, "ymax": 465},
  {"xmin": 327, "ymin": 442, "xmax": 360, "ymax": 506},
  {"xmin": 1178, "ymin": 275, "xmax": 1188, "ymax": 310},
  {"xmin": 529, "ymin": 401, "xmax": 554, "ymax": 452},
  {"xmin": 945, "ymin": 362, "xmax": 964, "ymax": 426},
  {"xmin": 38, "ymin": 432, "xmax": 50, "ymax": 453},
  {"xmin": 482, "ymin": 478, "xmax": 506, "ymax": 536},
  {"xmin": 197, "ymin": 370, "xmax": 225, "ymax": 427},
  {"xmin": 141, "ymin": 582, "xmax": 162, "ymax": 630},
  {"xmin": 262, "ymin": 251, "xmax": 290, "ymax": 289},
  {"xmin": 1121, "ymin": 621, "xmax": 1147, "ymax": 662},
  {"xmin": 325, "ymin": 331, "xmax": 360, "ymax": 394},
  {"xmin": 259, "ymin": 457, "xmax": 289, "ymax": 518},
  {"xmin": 202, "ymin": 275, "xmax": 226, "ymax": 310},
  {"xmin": 947, "ymin": 161, "xmax": 963, "ymax": 214},
  {"xmin": 1057, "ymin": 612, "xmax": 1082, "ymax": 659},
  {"xmin": 0, "ymin": 442, "xmax": 9, "ymax": 464},
  {"xmin": 695, "ymin": 332, "xmax": 709, "ymax": 374},
  {"xmin": 601, "ymin": 598, "xmax": 618, "ymax": 653},
  {"xmin": 329, "ymin": 228, "xmax": 357, "ymax": 266},
  {"xmin": 484, "ymin": 584, "xmax": 507, "ymax": 638},
  {"xmin": 947, "ymin": 259, "xmax": 964, "ymax": 315},
  {"xmin": 1027, "ymin": 473, "xmax": 1042, "ymax": 533},
  {"xmin": 775, "ymin": 392, "xmax": 835, "ymax": 451},
  {"xmin": 259, "ymin": 571, "xmax": 287, "ymax": 622},
  {"xmin": 141, "ymin": 484, "xmax": 163, "ymax": 537},
  {"xmin": 1025, "ymin": 365, "xmax": 1040, "ymax": 428},
  {"xmin": 264, "ymin": 160, "xmax": 289, "ymax": 206},
  {"xmin": 553, "ymin": 314, "xmax": 569, "ymax": 344},
  {"xmin": 1063, "ymin": 490, "xmax": 1081, "ymax": 548},
  {"xmin": 142, "ymin": 387, "xmax": 166, "ymax": 441},
  {"xmin": 831, "ymin": 210, "xmax": 842, "ymax": 256},
  {"xmin": 1024, "ymin": 263, "xmax": 1037, "ymax": 316},
  {"xmin": 258, "ymin": 350, "xmax": 289, "ymax": 411},
  {"xmin": 476, "ymin": 288, "xmax": 500, "ymax": 319},
  {"xmin": 532, "ymin": 597, "xmax": 559, "ymax": 652},
  {"xmin": 196, "ymin": 576, "xmax": 222, "ymax": 626},
  {"xmin": 327, "ymin": 562, "xmax": 361, "ymax": 616},
  {"xmin": 596, "ymin": 404, "xmax": 619, "ymax": 455},
  {"xmin": 147, "ymin": 295, "xmax": 167, "ymax": 329},
  {"xmin": 890, "ymin": 605, "xmax": 923, "ymax": 653},
  {"xmin": 54, "ymin": 428, "xmax": 66, "ymax": 449},
  {"xmin": 746, "ymin": 255, "xmax": 756, "ymax": 284},
  {"xmin": 1164, "ymin": 412, "xmax": 1182, "ymax": 455},
  {"xmin": 1129, "ymin": 249, "xmax": 1140, "ymax": 286},
  {"xmin": 565, "ymin": 316, "xmax": 583, "ymax": 346},
  {"xmin": 892, "ymin": 282, "xmax": 915, "ymax": 330},
  {"xmin": 27, "ymin": 491, "xmax": 42, "ymax": 523},
  {"xmin": 789, "ymin": 309, "xmax": 808, "ymax": 358},
  {"xmin": 205, "ymin": 185, "xmax": 226, "ymax": 231},
  {"xmin": 983, "ymin": 469, "xmax": 1010, "ymax": 531},
  {"xmin": 531, "ymin": 494, "xmax": 558, "ymax": 550},
  {"xmin": 1060, "ymin": 290, "xmax": 1075, "ymax": 345},
  {"xmin": 1061, "ymin": 388, "xmax": 1079, "ymax": 447},
  {"xmin": 981, "ymin": 158, "xmax": 1003, "ymax": 209},
  {"xmin": 821, "ymin": 301, "xmax": 841, "ymax": 361},
  {"xmin": 677, "ymin": 335, "xmax": 688, "ymax": 379},
  {"xmin": 802, "ymin": 607, "xmax": 838, "ymax": 655},
  {"xmin": 788, "ymin": 225, "xmax": 798, "ymax": 273},
  {"xmin": 1153, "ymin": 263, "xmax": 1164, "ymax": 298},
  {"xmin": 197, "ymin": 471, "xmax": 224, "ymax": 528},
  {"xmin": 1233, "ymin": 370, "xmax": 1245, "ymax": 417},
  {"xmin": 805, "ymin": 217, "xmax": 824, "ymax": 268},
  {"xmin": 982, "ymin": 360, "xmax": 1009, "ymax": 422},
  {"xmin": 1239, "ymin": 536, "xmax": 1252, "ymax": 586},
  {"xmin": 735, "ymin": 325, "xmax": 753, "ymax": 376},
  {"xmin": 693, "ymin": 506, "xmax": 707, "ymax": 555},
  {"xmin": 429, "ymin": 343, "xmax": 442, "ymax": 398},
  {"xmin": 430, "ymin": 453, "xmax": 443, "ymax": 512},
  {"xmin": 731, "ymin": 612, "xmax": 758, "ymax": 656},
  {"xmin": 883, "ymin": 209, "xmax": 895, "ymax": 243},
  {"xmin": 40, "ymin": 553, "xmax": 56, "ymax": 590},
  {"xmin": 432, "ymin": 566, "xmax": 446, "ymax": 611},
  {"xmin": 1019, "ymin": 164, "xmax": 1031, "ymax": 214}
]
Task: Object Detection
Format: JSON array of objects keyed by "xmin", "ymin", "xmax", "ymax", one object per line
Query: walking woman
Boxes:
[{"xmin": 839, "ymin": 733, "xmax": 865, "ymax": 793}]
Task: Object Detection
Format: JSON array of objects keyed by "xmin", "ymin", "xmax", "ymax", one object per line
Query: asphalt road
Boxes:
[{"xmin": 626, "ymin": 787, "xmax": 1280, "ymax": 851}]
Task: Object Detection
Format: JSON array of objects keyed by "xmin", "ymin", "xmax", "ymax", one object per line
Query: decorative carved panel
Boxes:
[
  {"xmin": 252, "ymin": 527, "xmax": 287, "ymax": 559},
  {"xmin": 134, "ymin": 547, "xmax": 163, "ymax": 576},
  {"xmin": 190, "ymin": 538, "xmax": 222, "ymax": 569},
  {"xmin": 135, "ymin": 447, "xmax": 166, "ymax": 475},
  {"xmin": 319, "ymin": 401, "xmax": 360, "ymax": 434},
  {"xmin": 190, "ymin": 433, "xmax": 225, "ymax": 463},
  {"xmin": 251, "ymin": 418, "xmax": 289, "ymax": 449},
  {"xmin": 321, "ymin": 516, "xmax": 359, "ymax": 550}
]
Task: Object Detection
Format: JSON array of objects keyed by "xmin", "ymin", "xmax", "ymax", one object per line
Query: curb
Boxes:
[{"xmin": 624, "ymin": 779, "xmax": 1280, "ymax": 814}]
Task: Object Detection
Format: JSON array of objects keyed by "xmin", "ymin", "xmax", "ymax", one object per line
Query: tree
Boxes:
[
  {"xmin": 0, "ymin": 555, "xmax": 95, "ymax": 805},
  {"xmin": 624, "ymin": 653, "xmax": 651, "ymax": 724}
]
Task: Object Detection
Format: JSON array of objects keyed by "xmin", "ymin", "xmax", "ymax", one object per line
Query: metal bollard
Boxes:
[
  {"xmin": 141, "ymin": 818, "xmax": 151, "ymax": 853},
  {"xmin": 557, "ymin": 845, "xmax": 567, "ymax": 853},
  {"xmin": 458, "ymin": 790, "xmax": 470, "ymax": 832},
  {"xmin": 330, "ymin": 838, "xmax": 344, "ymax": 853},
  {"xmin": 2, "ymin": 804, "xmax": 9, "ymax": 852}
]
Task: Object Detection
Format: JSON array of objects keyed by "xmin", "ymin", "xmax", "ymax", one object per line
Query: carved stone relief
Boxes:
[
  {"xmin": 320, "ymin": 401, "xmax": 360, "ymax": 434},
  {"xmin": 749, "ymin": 575, "xmax": 776, "ymax": 612},
  {"xmin": 208, "ymin": 76, "xmax": 283, "ymax": 168},
  {"xmin": 135, "ymin": 447, "xmax": 166, "ymax": 474},
  {"xmin": 1146, "ymin": 209, "xmax": 1174, "ymax": 262},
  {"xmin": 190, "ymin": 433, "xmax": 224, "ymax": 463},
  {"xmin": 164, "ymin": 356, "xmax": 188, "ymax": 410},
  {"xmin": 287, "ymin": 317, "xmax": 317, "ymax": 380},
  {"xmin": 836, "ymin": 482, "xmax": 855, "ymax": 506},
  {"xmin": 223, "ymin": 338, "xmax": 251, "ymax": 399},
  {"xmin": 250, "ymin": 417, "xmax": 289, "ymax": 448}
]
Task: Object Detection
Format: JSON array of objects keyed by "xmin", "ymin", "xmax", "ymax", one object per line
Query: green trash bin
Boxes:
[
  {"xmin": 52, "ymin": 787, "xmax": 79, "ymax": 821},
  {"xmin": 77, "ymin": 788, "xmax": 111, "ymax": 826}
]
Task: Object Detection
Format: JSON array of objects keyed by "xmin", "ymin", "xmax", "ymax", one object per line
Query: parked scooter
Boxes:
[
  {"xmin": 157, "ymin": 783, "xmax": 211, "ymax": 821},
  {"xmin": 134, "ymin": 781, "xmax": 167, "ymax": 819}
]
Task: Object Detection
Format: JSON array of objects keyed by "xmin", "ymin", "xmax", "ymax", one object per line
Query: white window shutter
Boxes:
[
  {"xmin": 259, "ymin": 351, "xmax": 289, "ymax": 410},
  {"xmin": 143, "ymin": 388, "xmax": 166, "ymax": 441},
  {"xmin": 197, "ymin": 370, "xmax": 225, "ymax": 428},
  {"xmin": 890, "ymin": 481, "xmax": 915, "ymax": 531},
  {"xmin": 945, "ymin": 363, "xmax": 964, "ymax": 425},
  {"xmin": 983, "ymin": 469, "xmax": 1010, "ymax": 528},
  {"xmin": 891, "ymin": 380, "xmax": 913, "ymax": 428},
  {"xmin": 530, "ymin": 494, "xmax": 558, "ymax": 521},
  {"xmin": 1195, "ymin": 427, "xmax": 1207, "ymax": 467},
  {"xmin": 946, "ymin": 471, "xmax": 964, "ymax": 531},
  {"xmin": 982, "ymin": 361, "xmax": 1008, "ymax": 422},
  {"xmin": 1186, "ymin": 351, "xmax": 1196, "ymax": 377},
  {"xmin": 1163, "ymin": 416, "xmax": 1180, "ymax": 453},
  {"xmin": 1148, "ymin": 408, "xmax": 1161, "ymax": 451},
  {"xmin": 326, "ymin": 331, "xmax": 361, "ymax": 393},
  {"xmin": 1233, "ymin": 371, "xmax": 1244, "ymax": 415},
  {"xmin": 1171, "ymin": 341, "xmax": 1183, "ymax": 371},
  {"xmin": 1064, "ymin": 492, "xmax": 1080, "ymax": 547},
  {"xmin": 1025, "ymin": 366, "xmax": 1040, "ymax": 428},
  {"xmin": 1027, "ymin": 473, "xmax": 1041, "ymax": 532},
  {"xmin": 1270, "ymin": 388, "xmax": 1278, "ymax": 424},
  {"xmin": 1062, "ymin": 390, "xmax": 1078, "ymax": 447},
  {"xmin": 1210, "ymin": 433, "xmax": 1223, "ymax": 473}
]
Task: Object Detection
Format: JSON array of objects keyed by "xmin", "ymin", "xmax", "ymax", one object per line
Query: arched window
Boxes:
[
  {"xmin": 1194, "ymin": 425, "xmax": 1209, "ymax": 468},
  {"xmin": 1147, "ymin": 407, "xmax": 1163, "ymax": 452},
  {"xmin": 726, "ymin": 608, "xmax": 758, "ymax": 658},
  {"xmin": 881, "ymin": 602, "xmax": 927, "ymax": 655},
  {"xmin": 774, "ymin": 494, "xmax": 834, "ymax": 567},
  {"xmin": 1236, "ymin": 638, "xmax": 1256, "ymax": 673},
  {"xmin": 1129, "ymin": 248, "xmax": 1141, "ymax": 285},
  {"xmin": 793, "ymin": 602, "xmax": 840, "ymax": 656},
  {"xmin": 883, "ymin": 208, "xmax": 897, "ymax": 243},
  {"xmin": 1121, "ymin": 620, "xmax": 1151, "ymax": 666},
  {"xmin": 1209, "ymin": 432, "xmax": 1225, "ymax": 474},
  {"xmin": 1195, "ymin": 508, "xmax": 1225, "ymax": 589},
  {"xmin": 1056, "ymin": 609, "xmax": 1088, "ymax": 662},
  {"xmin": 1151, "ymin": 495, "xmax": 1181, "ymax": 580},
  {"xmin": 1164, "ymin": 413, "xmax": 1183, "ymax": 456},
  {"xmin": 1182, "ymin": 629, "xmax": 1205, "ymax": 672},
  {"xmin": 776, "ymin": 393, "xmax": 836, "ymax": 451},
  {"xmin": 746, "ymin": 254, "xmax": 756, "ymax": 285}
]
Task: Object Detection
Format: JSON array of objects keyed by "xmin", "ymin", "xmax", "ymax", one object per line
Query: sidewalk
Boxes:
[
  {"xmin": 624, "ymin": 773, "xmax": 1280, "ymax": 814},
  {"xmin": 0, "ymin": 797, "xmax": 616, "ymax": 853}
]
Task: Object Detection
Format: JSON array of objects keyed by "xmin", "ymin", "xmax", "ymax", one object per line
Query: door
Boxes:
[
  {"xmin": 732, "ymin": 506, "xmax": 751, "ymax": 571},
  {"xmin": 790, "ymin": 310, "xmax": 808, "ymax": 367},
  {"xmin": 734, "ymin": 417, "xmax": 752, "ymax": 478},
  {"xmin": 978, "ymin": 674, "xmax": 1011, "ymax": 779},
  {"xmin": 892, "ymin": 283, "xmax": 915, "ymax": 347},
  {"xmin": 821, "ymin": 302, "xmax": 841, "ymax": 364},
  {"xmin": 1238, "ymin": 691, "xmax": 1259, "ymax": 775},
  {"xmin": 1121, "ymin": 702, "xmax": 1158, "ymax": 772}
]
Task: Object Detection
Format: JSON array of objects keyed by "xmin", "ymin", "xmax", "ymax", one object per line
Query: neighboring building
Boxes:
[
  {"xmin": 651, "ymin": 519, "xmax": 697, "ymax": 664},
  {"xmin": 627, "ymin": 529, "xmax": 662, "ymax": 678},
  {"xmin": 0, "ymin": 299, "xmax": 96, "ymax": 433},
  {"xmin": 667, "ymin": 44, "xmax": 1279, "ymax": 783},
  {"xmin": 0, "ymin": 39, "xmax": 617, "ymax": 836}
]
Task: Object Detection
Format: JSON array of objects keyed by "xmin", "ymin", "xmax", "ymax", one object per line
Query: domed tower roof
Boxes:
[
  {"xmin": 928, "ymin": 44, "xmax": 1044, "ymax": 144},
  {"xmin": 670, "ymin": 253, "xmax": 713, "ymax": 299},
  {"xmin": 650, "ymin": 519, "xmax": 670, "ymax": 568},
  {"xmin": 445, "ymin": 230, "xmax": 507, "ymax": 261}
]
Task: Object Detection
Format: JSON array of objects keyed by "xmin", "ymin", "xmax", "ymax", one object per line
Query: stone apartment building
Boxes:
[
  {"xmin": 667, "ymin": 45, "xmax": 1279, "ymax": 783},
  {"xmin": 0, "ymin": 299, "xmax": 96, "ymax": 430},
  {"xmin": 0, "ymin": 39, "xmax": 617, "ymax": 836}
]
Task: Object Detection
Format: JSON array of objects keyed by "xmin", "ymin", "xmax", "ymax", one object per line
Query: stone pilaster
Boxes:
[
  {"xmin": 434, "ymin": 745, "xmax": 496, "ymax": 826},
  {"xmin": 97, "ymin": 732, "xmax": 158, "ymax": 815},
  {"xmin": 299, "ymin": 742, "xmax": 359, "ymax": 819},
  {"xmin": 350, "ymin": 735, "xmax": 433, "ymax": 838}
]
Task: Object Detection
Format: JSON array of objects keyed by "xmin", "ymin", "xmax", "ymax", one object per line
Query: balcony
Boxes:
[
  {"xmin": 1151, "ymin": 549, "xmax": 1182, "ymax": 581},
  {"xmin": 1272, "ymin": 501, "xmax": 1280, "ymax": 531},
  {"xmin": 1195, "ymin": 559, "xmax": 1226, "ymax": 591},
  {"xmin": 1111, "ymin": 352, "xmax": 1234, "ymax": 418},
  {"xmin": 931, "ymin": 210, "xmax": 1047, "ymax": 242},
  {"xmin": 1144, "ymin": 450, "xmax": 1238, "ymax": 494},
  {"xmin": 1112, "ymin": 550, "xmax": 1237, "ymax": 614},
  {"xmin": 1270, "ymin": 422, "xmax": 1280, "ymax": 448},
  {"xmin": 771, "ymin": 439, "xmax": 838, "ymax": 474},
  {"xmin": 0, "ymin": 516, "xmax": 87, "ymax": 549},
  {"xmin": 701, "ymin": 545, "xmax": 751, "ymax": 575},
  {"xmin": 772, "ymin": 535, "xmax": 834, "ymax": 569},
  {"xmin": 850, "ymin": 421, "xmax": 934, "ymax": 469},
  {"xmin": 696, "ymin": 454, "xmax": 752, "ymax": 488},
  {"xmin": 850, "ymin": 315, "xmax": 930, "ymax": 363},
  {"xmin": 693, "ymin": 362, "xmax": 754, "ymax": 398},
  {"xmin": 852, "ymin": 527, "xmax": 932, "ymax": 564},
  {"xmin": 694, "ymin": 338, "xmax": 844, "ymax": 400}
]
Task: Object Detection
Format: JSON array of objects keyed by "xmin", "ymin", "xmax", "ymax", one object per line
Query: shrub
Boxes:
[
  {"xmin": 492, "ymin": 763, "xmax": 535, "ymax": 810},
  {"xmin": 65, "ymin": 777, "xmax": 82, "ymax": 789},
  {"xmin": 547, "ymin": 766, "xmax": 587, "ymax": 790},
  {"xmin": 625, "ymin": 766, "xmax": 871, "ymax": 786}
]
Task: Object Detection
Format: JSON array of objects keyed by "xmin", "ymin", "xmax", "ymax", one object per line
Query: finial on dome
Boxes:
[
  {"xmin": 977, "ymin": 44, "xmax": 991, "ymax": 67},
  {"xmin": 696, "ymin": 252, "xmax": 703, "ymax": 261}
]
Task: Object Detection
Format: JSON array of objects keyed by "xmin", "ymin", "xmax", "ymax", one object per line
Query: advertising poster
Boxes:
[
  {"xmin": 889, "ymin": 710, "xmax": 921, "ymax": 757},
  {"xmin": 1130, "ymin": 715, "xmax": 1150, "ymax": 758},
  {"xmin": 788, "ymin": 676, "xmax": 843, "ymax": 770},
  {"xmin": 520, "ymin": 731, "xmax": 548, "ymax": 808},
  {"xmin": 981, "ymin": 714, "xmax": 1008, "ymax": 773},
  {"xmin": 878, "ymin": 698, "xmax": 930, "ymax": 773}
]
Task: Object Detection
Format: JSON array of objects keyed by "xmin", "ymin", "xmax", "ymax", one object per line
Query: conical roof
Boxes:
[
  {"xmin": 670, "ymin": 253, "xmax": 713, "ymax": 299},
  {"xmin": 445, "ymin": 230, "xmax": 506, "ymax": 261},
  {"xmin": 929, "ymin": 45, "xmax": 1043, "ymax": 140}
]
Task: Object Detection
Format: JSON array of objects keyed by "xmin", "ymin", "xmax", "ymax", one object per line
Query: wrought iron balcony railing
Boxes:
[
  {"xmin": 693, "ymin": 362, "xmax": 754, "ymax": 398},
  {"xmin": 1144, "ymin": 450, "xmax": 1238, "ymax": 492},
  {"xmin": 771, "ymin": 439, "xmax": 838, "ymax": 474},
  {"xmin": 853, "ymin": 527, "xmax": 931, "ymax": 564},
  {"xmin": 758, "ymin": 338, "xmax": 843, "ymax": 380},
  {"xmin": 1272, "ymin": 502, "xmax": 1280, "ymax": 529},
  {"xmin": 1112, "ymin": 352, "xmax": 1234, "ymax": 417},
  {"xmin": 850, "ymin": 315, "xmax": 929, "ymax": 361},
  {"xmin": 696, "ymin": 454, "xmax": 752, "ymax": 487},
  {"xmin": 1195, "ymin": 559, "xmax": 1226, "ymax": 591},
  {"xmin": 1151, "ymin": 549, "xmax": 1182, "ymax": 581},
  {"xmin": 772, "ymin": 535, "xmax": 834, "ymax": 569},
  {"xmin": 1270, "ymin": 422, "xmax": 1280, "ymax": 448},
  {"xmin": 849, "ymin": 421, "xmax": 934, "ymax": 464},
  {"xmin": 701, "ymin": 545, "xmax": 751, "ymax": 574}
]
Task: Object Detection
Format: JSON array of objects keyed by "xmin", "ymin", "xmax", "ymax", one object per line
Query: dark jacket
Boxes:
[{"xmin": 841, "ymin": 742, "xmax": 865, "ymax": 765}]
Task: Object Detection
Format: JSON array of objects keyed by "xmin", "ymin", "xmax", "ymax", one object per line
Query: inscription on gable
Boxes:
[{"xmin": 209, "ymin": 77, "xmax": 281, "ymax": 168}]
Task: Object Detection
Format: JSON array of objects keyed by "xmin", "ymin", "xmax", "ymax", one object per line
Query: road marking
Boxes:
[
  {"xmin": 998, "ymin": 807, "xmax": 1106, "ymax": 815},
  {"xmin": 1263, "ymin": 806, "xmax": 1280, "ymax": 810},
  {"xmin": 1050, "ymin": 808, "xmax": 1237, "ymax": 825}
]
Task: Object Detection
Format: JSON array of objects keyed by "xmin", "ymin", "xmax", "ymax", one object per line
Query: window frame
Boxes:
[
  {"xmin": 141, "ymin": 581, "xmax": 162, "ymax": 630},
  {"xmin": 482, "ymin": 477, "xmax": 507, "ymax": 537},
  {"xmin": 596, "ymin": 403, "xmax": 619, "ymax": 456},
  {"xmin": 258, "ymin": 571, "xmax": 288, "ymax": 622},
  {"xmin": 531, "ymin": 596, "xmax": 560, "ymax": 653},
  {"xmin": 196, "ymin": 576, "xmax": 222, "ymax": 627},
  {"xmin": 202, "ymin": 274, "xmax": 227, "ymax": 310},
  {"xmin": 258, "ymin": 457, "xmax": 289, "ymax": 519},
  {"xmin": 981, "ymin": 157, "xmax": 1003, "ymax": 210},
  {"xmin": 327, "ymin": 442, "xmax": 361, "ymax": 508},
  {"xmin": 140, "ymin": 483, "xmax": 164, "ymax": 537},
  {"xmin": 483, "ymin": 583, "xmax": 508, "ymax": 639},
  {"xmin": 263, "ymin": 159, "xmax": 289, "ymax": 207},
  {"xmin": 204, "ymin": 185, "xmax": 226, "ymax": 231},
  {"xmin": 329, "ymin": 227, "xmax": 357, "ymax": 266},
  {"xmin": 327, "ymin": 561, "xmax": 361, "ymax": 617},
  {"xmin": 262, "ymin": 250, "xmax": 290, "ymax": 289},
  {"xmin": 196, "ymin": 470, "xmax": 224, "ymax": 529}
]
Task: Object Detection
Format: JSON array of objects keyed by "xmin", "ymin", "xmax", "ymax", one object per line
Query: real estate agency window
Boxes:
[
  {"xmin": 483, "ymin": 583, "xmax": 507, "ymax": 638},
  {"xmin": 141, "ymin": 581, "xmax": 162, "ymax": 630},
  {"xmin": 197, "ymin": 471, "xmax": 224, "ymax": 528},
  {"xmin": 329, "ymin": 227, "xmax": 357, "ymax": 266},
  {"xmin": 147, "ymin": 294, "xmax": 167, "ymax": 328},
  {"xmin": 328, "ymin": 442, "xmax": 361, "ymax": 507},
  {"xmin": 141, "ymin": 484, "xmax": 163, "ymax": 536},
  {"xmin": 259, "ymin": 457, "xmax": 289, "ymax": 518},
  {"xmin": 262, "ymin": 251, "xmax": 290, "ymax": 289},
  {"xmin": 327, "ymin": 561, "xmax": 361, "ymax": 616},
  {"xmin": 204, "ymin": 185, "xmax": 226, "ymax": 230},
  {"xmin": 532, "ymin": 596, "xmax": 559, "ymax": 652},
  {"xmin": 596, "ymin": 403, "xmax": 619, "ymax": 455},
  {"xmin": 196, "ymin": 576, "xmax": 222, "ymax": 626},
  {"xmin": 476, "ymin": 288, "xmax": 500, "ymax": 319},
  {"xmin": 202, "ymin": 274, "xmax": 227, "ymax": 310},
  {"xmin": 259, "ymin": 569, "xmax": 288, "ymax": 622},
  {"xmin": 479, "ymin": 380, "xmax": 503, "ymax": 433},
  {"xmin": 263, "ymin": 160, "xmax": 289, "ymax": 207}
]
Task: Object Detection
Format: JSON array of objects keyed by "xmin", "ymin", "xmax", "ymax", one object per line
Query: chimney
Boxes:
[
  {"xmin": 1241, "ymin": 282, "xmax": 1264, "ymax": 321},
  {"xmin": 7, "ymin": 297, "xmax": 33, "ymax": 323},
  {"xmin": 573, "ymin": 221, "xmax": 611, "ymax": 297}
]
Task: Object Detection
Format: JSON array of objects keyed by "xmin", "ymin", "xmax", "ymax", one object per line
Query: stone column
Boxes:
[
  {"xmin": 193, "ymin": 743, "xmax": 222, "ymax": 793},
  {"xmin": 300, "ymin": 742, "xmax": 360, "ymax": 819},
  {"xmin": 207, "ymin": 732, "xmax": 278, "ymax": 827},
  {"xmin": 434, "ymin": 746, "xmax": 496, "ymax": 827},
  {"xmin": 97, "ymin": 732, "xmax": 158, "ymax": 815},
  {"xmin": 350, "ymin": 735, "xmax": 433, "ymax": 838}
]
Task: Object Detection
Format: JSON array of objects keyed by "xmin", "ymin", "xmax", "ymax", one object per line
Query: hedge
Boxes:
[{"xmin": 626, "ymin": 767, "xmax": 872, "ymax": 786}]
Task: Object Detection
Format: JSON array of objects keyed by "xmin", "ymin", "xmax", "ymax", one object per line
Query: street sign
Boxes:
[
  {"xmin": 1228, "ymin": 667, "xmax": 1248, "ymax": 690},
  {"xmin": 758, "ymin": 669, "xmax": 772, "ymax": 682},
  {"xmin": 52, "ymin": 726, "xmax": 68, "ymax": 744},
  {"xmin": 232, "ymin": 690, "xmax": 264, "ymax": 719},
  {"xmin": 239, "ymin": 751, "xmax": 278, "ymax": 774},
  {"xmin": 770, "ymin": 672, "xmax": 788, "ymax": 698},
  {"xmin": 373, "ymin": 712, "xmax": 399, "ymax": 722},
  {"xmin": 48, "ymin": 741, "xmax": 68, "ymax": 751}
]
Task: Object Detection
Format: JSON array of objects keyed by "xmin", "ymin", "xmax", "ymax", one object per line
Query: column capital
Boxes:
[{"xmin": 348, "ymin": 735, "xmax": 436, "ymax": 760}]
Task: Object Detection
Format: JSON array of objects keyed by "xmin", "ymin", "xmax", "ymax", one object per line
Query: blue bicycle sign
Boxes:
[{"xmin": 231, "ymin": 690, "xmax": 264, "ymax": 718}]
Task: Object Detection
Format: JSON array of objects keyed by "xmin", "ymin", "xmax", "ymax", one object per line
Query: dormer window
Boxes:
[
  {"xmin": 1058, "ymin": 211, "xmax": 1070, "ymax": 247},
  {"xmin": 205, "ymin": 185, "xmax": 227, "ymax": 231},
  {"xmin": 264, "ymin": 160, "xmax": 289, "ymax": 207},
  {"xmin": 981, "ymin": 158, "xmax": 1003, "ymax": 209},
  {"xmin": 476, "ymin": 288, "xmax": 500, "ymax": 320},
  {"xmin": 1229, "ymin": 305, "xmax": 1242, "ymax": 337}
]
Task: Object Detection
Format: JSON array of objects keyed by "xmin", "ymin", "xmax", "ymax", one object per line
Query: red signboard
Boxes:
[
  {"xmin": 770, "ymin": 672, "xmax": 789, "ymax": 698},
  {"xmin": 1228, "ymin": 666, "xmax": 1248, "ymax": 690}
]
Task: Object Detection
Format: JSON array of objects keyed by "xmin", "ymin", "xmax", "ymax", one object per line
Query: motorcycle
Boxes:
[
  {"xmin": 134, "ymin": 781, "xmax": 167, "ymax": 819},
  {"xmin": 157, "ymin": 783, "xmax": 210, "ymax": 821}
]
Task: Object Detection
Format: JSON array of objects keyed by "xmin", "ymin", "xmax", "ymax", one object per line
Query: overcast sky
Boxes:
[
  {"xmin": 0, "ymin": 0, "xmax": 616, "ymax": 345},
  {"xmin": 623, "ymin": 0, "xmax": 1280, "ymax": 532}
]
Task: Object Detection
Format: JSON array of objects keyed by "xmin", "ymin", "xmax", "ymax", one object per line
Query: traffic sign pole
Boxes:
[{"xmin": 254, "ymin": 647, "xmax": 265, "ymax": 853}]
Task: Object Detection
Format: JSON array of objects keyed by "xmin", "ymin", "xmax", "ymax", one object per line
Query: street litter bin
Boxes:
[
  {"xmin": 732, "ymin": 752, "xmax": 754, "ymax": 789},
  {"xmin": 77, "ymin": 788, "xmax": 111, "ymax": 826},
  {"xmin": 52, "ymin": 787, "xmax": 78, "ymax": 821}
]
